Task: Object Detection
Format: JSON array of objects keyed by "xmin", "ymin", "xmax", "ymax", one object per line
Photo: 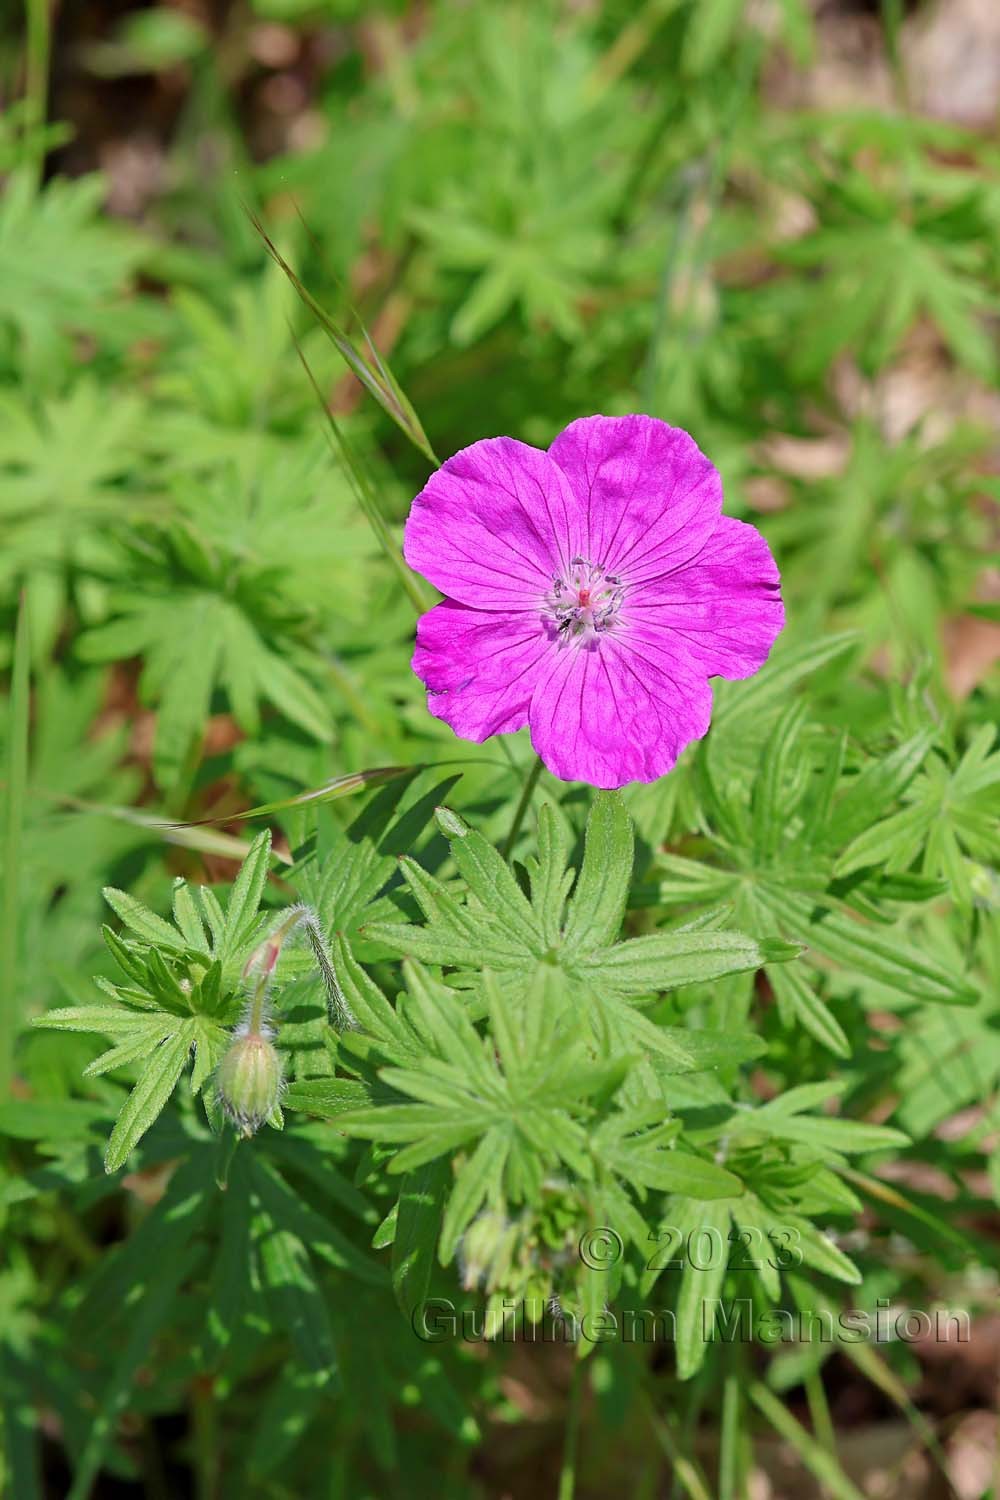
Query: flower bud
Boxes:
[
  {"xmin": 216, "ymin": 1029, "xmax": 283, "ymax": 1137},
  {"xmin": 459, "ymin": 1210, "xmax": 515, "ymax": 1292},
  {"xmin": 968, "ymin": 861, "xmax": 1000, "ymax": 910}
]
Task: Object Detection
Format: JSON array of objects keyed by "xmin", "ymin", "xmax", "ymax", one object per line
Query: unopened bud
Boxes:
[
  {"xmin": 968, "ymin": 861, "xmax": 1000, "ymax": 910},
  {"xmin": 216, "ymin": 1028, "xmax": 283, "ymax": 1137},
  {"xmin": 243, "ymin": 937, "xmax": 281, "ymax": 981},
  {"xmin": 459, "ymin": 1210, "xmax": 515, "ymax": 1292}
]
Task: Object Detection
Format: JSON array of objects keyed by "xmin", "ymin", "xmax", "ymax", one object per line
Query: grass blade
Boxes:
[
  {"xmin": 248, "ymin": 207, "xmax": 438, "ymax": 465},
  {"xmin": 748, "ymin": 1381, "xmax": 866, "ymax": 1500},
  {"xmin": 291, "ymin": 332, "xmax": 435, "ymax": 615},
  {"xmin": 179, "ymin": 764, "xmax": 417, "ymax": 825}
]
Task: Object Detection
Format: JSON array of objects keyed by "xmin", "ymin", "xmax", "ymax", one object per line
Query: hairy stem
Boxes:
[{"xmin": 246, "ymin": 973, "xmax": 269, "ymax": 1036}]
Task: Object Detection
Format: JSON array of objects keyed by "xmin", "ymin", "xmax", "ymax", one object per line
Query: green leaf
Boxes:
[
  {"xmin": 251, "ymin": 1158, "xmax": 387, "ymax": 1288},
  {"xmin": 563, "ymin": 792, "xmax": 635, "ymax": 954},
  {"xmin": 751, "ymin": 701, "xmax": 807, "ymax": 861},
  {"xmin": 601, "ymin": 1144, "xmax": 742, "ymax": 1199},
  {"xmin": 33, "ymin": 1005, "xmax": 165, "ymax": 1037},
  {"xmin": 104, "ymin": 1021, "xmax": 195, "ymax": 1172},
  {"xmin": 392, "ymin": 1159, "xmax": 450, "ymax": 1316},
  {"xmin": 526, "ymin": 801, "xmax": 574, "ymax": 947},
  {"xmin": 672, "ymin": 1198, "xmax": 736, "ymax": 1380},
  {"xmin": 712, "ymin": 632, "xmax": 858, "ymax": 729},
  {"xmin": 0, "ymin": 1099, "xmax": 111, "ymax": 1141},
  {"xmin": 767, "ymin": 963, "xmax": 849, "ymax": 1058},
  {"xmin": 439, "ymin": 1129, "xmax": 508, "ymax": 1264},
  {"xmin": 0, "ymin": 593, "xmax": 29, "ymax": 1096},
  {"xmin": 730, "ymin": 1195, "xmax": 781, "ymax": 1300},
  {"xmin": 102, "ymin": 886, "xmax": 185, "ymax": 951},
  {"xmin": 255, "ymin": 1219, "xmax": 337, "ymax": 1378},
  {"xmin": 831, "ymin": 730, "xmax": 934, "ymax": 851},
  {"xmin": 284, "ymin": 1078, "xmax": 373, "ymax": 1118},
  {"xmin": 740, "ymin": 1106, "xmax": 909, "ymax": 1157},
  {"xmin": 761, "ymin": 888, "xmax": 978, "ymax": 1006},
  {"xmin": 67, "ymin": 1243, "xmax": 201, "ymax": 1500},
  {"xmin": 576, "ymin": 932, "xmax": 797, "ymax": 993},
  {"xmin": 0, "ymin": 1346, "xmax": 42, "ymax": 1500},
  {"xmin": 221, "ymin": 827, "xmax": 272, "ymax": 957},
  {"xmin": 434, "ymin": 806, "xmax": 541, "ymax": 948},
  {"xmin": 171, "ymin": 879, "xmax": 209, "ymax": 951},
  {"xmin": 647, "ymin": 1028, "xmax": 767, "ymax": 1076}
]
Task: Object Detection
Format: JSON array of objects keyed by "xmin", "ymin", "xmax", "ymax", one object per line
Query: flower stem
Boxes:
[
  {"xmin": 247, "ymin": 974, "xmax": 269, "ymax": 1035},
  {"xmin": 502, "ymin": 754, "xmax": 543, "ymax": 860},
  {"xmin": 557, "ymin": 1357, "xmax": 585, "ymax": 1500}
]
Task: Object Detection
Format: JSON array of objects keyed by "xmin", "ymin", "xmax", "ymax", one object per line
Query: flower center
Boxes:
[{"xmin": 544, "ymin": 557, "xmax": 625, "ymax": 642}]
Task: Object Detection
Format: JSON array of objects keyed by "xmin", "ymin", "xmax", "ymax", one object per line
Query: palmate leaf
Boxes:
[
  {"xmin": 294, "ymin": 770, "xmax": 460, "ymax": 939},
  {"xmin": 79, "ymin": 582, "xmax": 333, "ymax": 789},
  {"xmin": 0, "ymin": 382, "xmax": 147, "ymax": 547},
  {"xmin": 835, "ymin": 726, "xmax": 1000, "ymax": 907},
  {"xmin": 724, "ymin": 1083, "xmax": 909, "ymax": 1159},
  {"xmin": 650, "ymin": 714, "xmax": 978, "ymax": 1038},
  {"xmin": 759, "ymin": 886, "xmax": 978, "ymax": 1007},
  {"xmin": 0, "ymin": 169, "xmax": 144, "ymax": 377},
  {"xmin": 254, "ymin": 1216, "xmax": 338, "ymax": 1379},
  {"xmin": 339, "ymin": 966, "xmax": 595, "ymax": 1178},
  {"xmin": 778, "ymin": 188, "xmax": 997, "ymax": 379},
  {"xmin": 337, "ymin": 962, "xmax": 742, "ymax": 1268},
  {"xmin": 362, "ymin": 794, "xmax": 795, "ymax": 1003},
  {"xmin": 32, "ymin": 832, "xmax": 275, "ymax": 1170}
]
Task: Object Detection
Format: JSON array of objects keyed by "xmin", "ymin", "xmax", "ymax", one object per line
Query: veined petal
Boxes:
[
  {"xmin": 403, "ymin": 436, "xmax": 584, "ymax": 609},
  {"xmin": 548, "ymin": 414, "xmax": 722, "ymax": 584},
  {"xmin": 412, "ymin": 599, "xmax": 552, "ymax": 742},
  {"xmin": 527, "ymin": 635, "xmax": 712, "ymax": 789},
  {"xmin": 625, "ymin": 516, "xmax": 784, "ymax": 679}
]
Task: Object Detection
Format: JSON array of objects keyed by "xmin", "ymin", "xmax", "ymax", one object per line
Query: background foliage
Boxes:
[{"xmin": 1, "ymin": 1, "xmax": 999, "ymax": 1496}]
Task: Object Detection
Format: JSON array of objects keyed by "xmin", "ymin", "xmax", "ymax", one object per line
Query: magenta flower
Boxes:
[{"xmin": 403, "ymin": 415, "xmax": 784, "ymax": 789}]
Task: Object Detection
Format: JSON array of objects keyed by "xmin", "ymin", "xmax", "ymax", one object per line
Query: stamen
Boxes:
[{"xmin": 543, "ymin": 558, "xmax": 626, "ymax": 643}]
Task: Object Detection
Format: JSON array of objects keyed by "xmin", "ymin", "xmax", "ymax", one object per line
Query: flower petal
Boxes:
[
  {"xmin": 403, "ymin": 437, "xmax": 584, "ymax": 609},
  {"xmin": 527, "ymin": 636, "xmax": 712, "ymax": 788},
  {"xmin": 625, "ymin": 516, "xmax": 784, "ymax": 679},
  {"xmin": 548, "ymin": 414, "xmax": 722, "ymax": 583},
  {"xmin": 412, "ymin": 599, "xmax": 552, "ymax": 742}
]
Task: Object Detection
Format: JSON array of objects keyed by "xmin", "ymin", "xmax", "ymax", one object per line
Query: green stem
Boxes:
[
  {"xmin": 247, "ymin": 973, "xmax": 269, "ymax": 1035},
  {"xmin": 23, "ymin": 0, "xmax": 51, "ymax": 187},
  {"xmin": 557, "ymin": 1357, "xmax": 585, "ymax": 1500},
  {"xmin": 641, "ymin": 1391, "xmax": 714, "ymax": 1500},
  {"xmin": 213, "ymin": 1128, "xmax": 240, "ymax": 1191},
  {"xmin": 502, "ymin": 755, "xmax": 544, "ymax": 860},
  {"xmin": 804, "ymin": 1365, "xmax": 836, "ymax": 1456},
  {"xmin": 718, "ymin": 1369, "xmax": 742, "ymax": 1500},
  {"xmin": 0, "ymin": 598, "xmax": 29, "ymax": 1097}
]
